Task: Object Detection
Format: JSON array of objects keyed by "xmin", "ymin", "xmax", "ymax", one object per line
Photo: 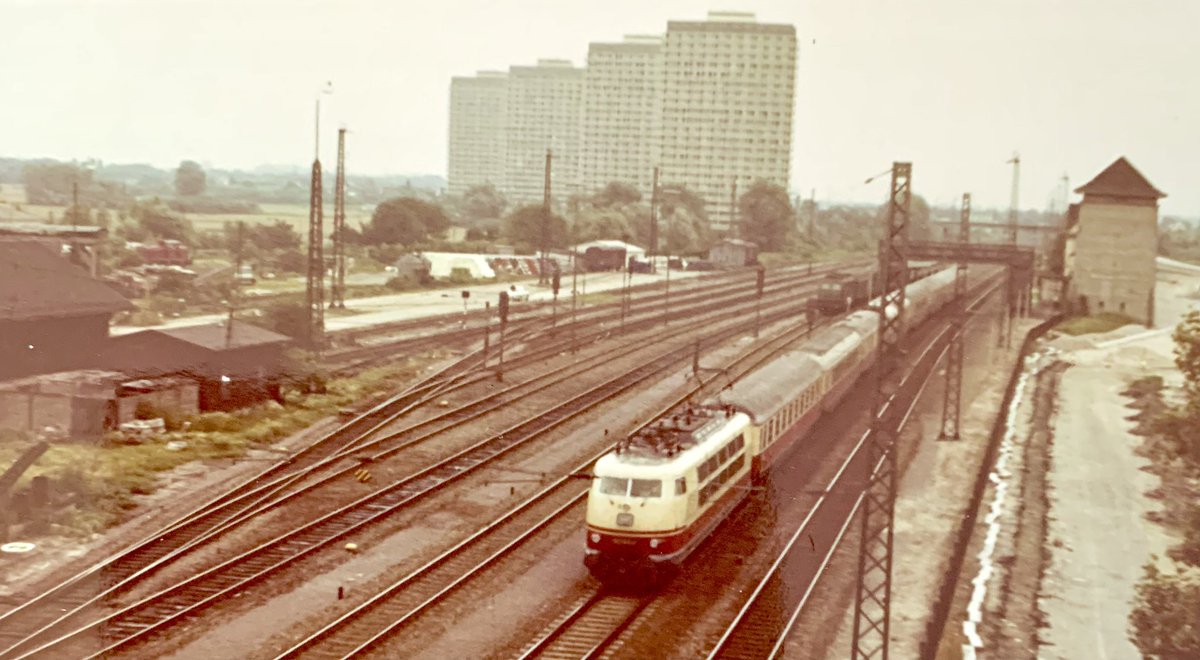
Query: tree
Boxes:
[
  {"xmin": 1129, "ymin": 562, "xmax": 1200, "ymax": 658},
  {"xmin": 247, "ymin": 220, "xmax": 302, "ymax": 251},
  {"xmin": 504, "ymin": 205, "xmax": 568, "ymax": 253},
  {"xmin": 174, "ymin": 160, "xmax": 207, "ymax": 196},
  {"xmin": 661, "ymin": 205, "xmax": 715, "ymax": 255},
  {"xmin": 737, "ymin": 181, "xmax": 794, "ymax": 250},
  {"xmin": 460, "ymin": 184, "xmax": 507, "ymax": 221},
  {"xmin": 263, "ymin": 302, "xmax": 309, "ymax": 339},
  {"xmin": 571, "ymin": 208, "xmax": 634, "ymax": 244},
  {"xmin": 1173, "ymin": 310, "xmax": 1200, "ymax": 406},
  {"xmin": 132, "ymin": 201, "xmax": 193, "ymax": 242},
  {"xmin": 23, "ymin": 162, "xmax": 92, "ymax": 205},
  {"xmin": 361, "ymin": 197, "xmax": 450, "ymax": 246},
  {"xmin": 875, "ymin": 193, "xmax": 932, "ymax": 241},
  {"xmin": 273, "ymin": 248, "xmax": 308, "ymax": 274},
  {"xmin": 659, "ymin": 186, "xmax": 708, "ymax": 223},
  {"xmin": 592, "ymin": 181, "xmax": 642, "ymax": 209}
]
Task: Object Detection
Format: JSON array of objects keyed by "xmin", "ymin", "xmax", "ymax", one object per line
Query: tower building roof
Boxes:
[{"xmin": 1075, "ymin": 157, "xmax": 1165, "ymax": 200}]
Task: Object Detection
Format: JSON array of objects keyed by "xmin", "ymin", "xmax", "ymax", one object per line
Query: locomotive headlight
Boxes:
[
  {"xmin": 590, "ymin": 533, "xmax": 600, "ymax": 543},
  {"xmin": 649, "ymin": 539, "xmax": 661, "ymax": 548}
]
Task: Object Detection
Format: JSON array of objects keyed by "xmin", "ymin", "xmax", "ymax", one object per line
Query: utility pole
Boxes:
[
  {"xmin": 1004, "ymin": 153, "xmax": 1021, "ymax": 346},
  {"xmin": 809, "ymin": 188, "xmax": 817, "ymax": 242},
  {"xmin": 571, "ymin": 243, "xmax": 579, "ymax": 353},
  {"xmin": 71, "ymin": 180, "xmax": 80, "ymax": 231},
  {"xmin": 1007, "ymin": 153, "xmax": 1020, "ymax": 245},
  {"xmin": 939, "ymin": 193, "xmax": 970, "ymax": 441},
  {"xmin": 851, "ymin": 161, "xmax": 911, "ymax": 660},
  {"xmin": 330, "ymin": 127, "xmax": 347, "ymax": 309},
  {"xmin": 649, "ymin": 166, "xmax": 660, "ymax": 267},
  {"xmin": 540, "ymin": 149, "xmax": 552, "ymax": 285},
  {"xmin": 729, "ymin": 176, "xmax": 739, "ymax": 237},
  {"xmin": 226, "ymin": 221, "xmax": 246, "ymax": 348}
]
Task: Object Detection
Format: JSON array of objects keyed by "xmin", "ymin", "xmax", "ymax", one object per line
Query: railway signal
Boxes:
[
  {"xmin": 754, "ymin": 264, "xmax": 765, "ymax": 338},
  {"xmin": 482, "ymin": 301, "xmax": 490, "ymax": 366},
  {"xmin": 552, "ymin": 271, "xmax": 561, "ymax": 326},
  {"xmin": 497, "ymin": 291, "xmax": 509, "ymax": 381}
]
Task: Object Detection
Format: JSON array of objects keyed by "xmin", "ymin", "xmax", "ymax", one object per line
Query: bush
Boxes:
[
  {"xmin": 385, "ymin": 275, "xmax": 419, "ymax": 291},
  {"xmin": 189, "ymin": 412, "xmax": 244, "ymax": 433},
  {"xmin": 132, "ymin": 400, "xmax": 187, "ymax": 431},
  {"xmin": 274, "ymin": 248, "xmax": 308, "ymax": 274},
  {"xmin": 1129, "ymin": 562, "xmax": 1200, "ymax": 658},
  {"xmin": 1055, "ymin": 312, "xmax": 1139, "ymax": 336}
]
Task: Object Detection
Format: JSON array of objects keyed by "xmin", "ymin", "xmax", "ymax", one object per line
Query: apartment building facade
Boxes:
[
  {"xmin": 661, "ymin": 12, "xmax": 796, "ymax": 231},
  {"xmin": 447, "ymin": 71, "xmax": 508, "ymax": 197},
  {"xmin": 503, "ymin": 59, "xmax": 584, "ymax": 206},
  {"xmin": 580, "ymin": 35, "xmax": 664, "ymax": 200},
  {"xmin": 447, "ymin": 12, "xmax": 797, "ymax": 228}
]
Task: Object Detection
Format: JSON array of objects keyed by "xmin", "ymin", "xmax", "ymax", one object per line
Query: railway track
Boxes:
[
  {"xmin": 517, "ymin": 592, "xmax": 653, "ymax": 660},
  {"xmin": 5, "ymin": 267, "xmax": 849, "ymax": 659},
  {"xmin": 705, "ymin": 276, "xmax": 1004, "ymax": 660},
  {"xmin": 273, "ymin": 284, "xmax": 860, "ymax": 659},
  {"xmin": 499, "ymin": 273, "xmax": 1001, "ymax": 660},
  {"xmin": 1, "ymin": 262, "xmax": 862, "ymax": 657},
  {"xmin": 322, "ymin": 260, "xmax": 868, "ymax": 373},
  {"xmin": 0, "ymin": 263, "xmax": 856, "ymax": 657}
]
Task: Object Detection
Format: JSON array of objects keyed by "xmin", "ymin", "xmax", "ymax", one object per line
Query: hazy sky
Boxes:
[{"xmin": 3, "ymin": 0, "xmax": 1198, "ymax": 214}]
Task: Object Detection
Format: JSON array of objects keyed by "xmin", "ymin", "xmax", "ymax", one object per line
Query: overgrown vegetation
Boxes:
[
  {"xmin": 0, "ymin": 359, "xmax": 434, "ymax": 539},
  {"xmin": 1127, "ymin": 310, "xmax": 1200, "ymax": 657},
  {"xmin": 1054, "ymin": 312, "xmax": 1139, "ymax": 336}
]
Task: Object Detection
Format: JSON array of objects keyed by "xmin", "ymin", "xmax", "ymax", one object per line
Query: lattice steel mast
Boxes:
[
  {"xmin": 304, "ymin": 92, "xmax": 326, "ymax": 350},
  {"xmin": 851, "ymin": 161, "xmax": 911, "ymax": 660},
  {"xmin": 938, "ymin": 193, "xmax": 971, "ymax": 441},
  {"xmin": 330, "ymin": 127, "xmax": 347, "ymax": 310}
]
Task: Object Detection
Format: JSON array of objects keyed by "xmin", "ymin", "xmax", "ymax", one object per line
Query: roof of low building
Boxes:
[
  {"xmin": 576, "ymin": 239, "xmax": 645, "ymax": 253},
  {"xmin": 148, "ymin": 320, "xmax": 291, "ymax": 351},
  {"xmin": 0, "ymin": 222, "xmax": 106, "ymax": 238},
  {"xmin": 714, "ymin": 238, "xmax": 759, "ymax": 248},
  {"xmin": 0, "ymin": 242, "xmax": 134, "ymax": 322},
  {"xmin": 1075, "ymin": 157, "xmax": 1166, "ymax": 200}
]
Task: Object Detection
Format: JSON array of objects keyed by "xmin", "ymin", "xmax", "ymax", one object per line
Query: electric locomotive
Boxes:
[{"xmin": 584, "ymin": 267, "xmax": 959, "ymax": 584}]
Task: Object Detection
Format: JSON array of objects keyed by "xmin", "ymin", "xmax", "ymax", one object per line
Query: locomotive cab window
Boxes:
[
  {"xmin": 630, "ymin": 478, "xmax": 662, "ymax": 498},
  {"xmin": 600, "ymin": 477, "xmax": 662, "ymax": 497},
  {"xmin": 599, "ymin": 477, "xmax": 629, "ymax": 496},
  {"xmin": 675, "ymin": 477, "xmax": 687, "ymax": 495}
]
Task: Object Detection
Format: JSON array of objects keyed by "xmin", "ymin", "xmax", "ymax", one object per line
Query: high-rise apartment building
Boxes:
[
  {"xmin": 447, "ymin": 71, "xmax": 508, "ymax": 196},
  {"xmin": 580, "ymin": 35, "xmax": 664, "ymax": 199},
  {"xmin": 447, "ymin": 12, "xmax": 796, "ymax": 230},
  {"xmin": 503, "ymin": 59, "xmax": 584, "ymax": 207},
  {"xmin": 661, "ymin": 12, "xmax": 796, "ymax": 230}
]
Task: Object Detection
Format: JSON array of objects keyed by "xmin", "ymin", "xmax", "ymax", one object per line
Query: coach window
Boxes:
[
  {"xmin": 675, "ymin": 477, "xmax": 687, "ymax": 495},
  {"xmin": 631, "ymin": 479, "xmax": 662, "ymax": 498}
]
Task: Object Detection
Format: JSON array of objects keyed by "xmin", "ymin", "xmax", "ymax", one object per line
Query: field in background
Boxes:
[
  {"xmin": 0, "ymin": 185, "xmax": 375, "ymax": 234},
  {"xmin": 188, "ymin": 203, "xmax": 373, "ymax": 234}
]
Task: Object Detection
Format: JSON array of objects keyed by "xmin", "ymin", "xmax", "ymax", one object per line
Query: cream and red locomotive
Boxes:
[{"xmin": 584, "ymin": 268, "xmax": 957, "ymax": 583}]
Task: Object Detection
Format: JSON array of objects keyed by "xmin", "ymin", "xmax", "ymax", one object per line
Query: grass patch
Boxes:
[
  {"xmin": 1055, "ymin": 312, "xmax": 1139, "ymax": 336},
  {"xmin": 0, "ymin": 358, "xmax": 438, "ymax": 539}
]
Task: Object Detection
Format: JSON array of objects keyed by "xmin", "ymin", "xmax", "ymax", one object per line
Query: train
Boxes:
[
  {"xmin": 583, "ymin": 266, "xmax": 959, "ymax": 584},
  {"xmin": 810, "ymin": 261, "xmax": 943, "ymax": 315}
]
